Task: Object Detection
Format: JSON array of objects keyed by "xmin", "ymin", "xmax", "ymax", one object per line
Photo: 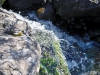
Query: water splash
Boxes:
[{"xmin": 9, "ymin": 10, "xmax": 100, "ymax": 75}]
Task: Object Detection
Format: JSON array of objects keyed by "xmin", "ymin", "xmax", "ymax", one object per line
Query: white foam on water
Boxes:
[
  {"xmin": 11, "ymin": 10, "xmax": 99, "ymax": 48},
  {"xmin": 67, "ymin": 60, "xmax": 79, "ymax": 70},
  {"xmin": 8, "ymin": 10, "xmax": 99, "ymax": 74}
]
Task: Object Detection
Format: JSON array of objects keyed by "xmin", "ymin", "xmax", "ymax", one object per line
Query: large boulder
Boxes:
[
  {"xmin": 53, "ymin": 0, "xmax": 100, "ymax": 19},
  {"xmin": 0, "ymin": 8, "xmax": 41, "ymax": 75},
  {"xmin": 0, "ymin": 36, "xmax": 41, "ymax": 75}
]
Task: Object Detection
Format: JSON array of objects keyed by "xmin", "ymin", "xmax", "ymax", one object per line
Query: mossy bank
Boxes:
[{"xmin": 32, "ymin": 29, "xmax": 71, "ymax": 75}]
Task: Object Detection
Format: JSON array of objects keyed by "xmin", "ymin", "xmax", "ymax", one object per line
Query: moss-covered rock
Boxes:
[
  {"xmin": 0, "ymin": 0, "xmax": 5, "ymax": 7},
  {"xmin": 32, "ymin": 29, "xmax": 71, "ymax": 75}
]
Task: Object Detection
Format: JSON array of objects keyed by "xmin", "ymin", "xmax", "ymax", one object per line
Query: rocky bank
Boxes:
[
  {"xmin": 0, "ymin": 7, "xmax": 71, "ymax": 75},
  {"xmin": 1, "ymin": 0, "xmax": 100, "ymax": 43},
  {"xmin": 1, "ymin": 0, "xmax": 100, "ymax": 75},
  {"xmin": 0, "ymin": 8, "xmax": 41, "ymax": 75}
]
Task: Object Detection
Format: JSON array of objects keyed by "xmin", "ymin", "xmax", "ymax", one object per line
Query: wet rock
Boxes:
[
  {"xmin": 37, "ymin": 4, "xmax": 56, "ymax": 21},
  {"xmin": 53, "ymin": 0, "xmax": 100, "ymax": 19},
  {"xmin": 0, "ymin": 8, "xmax": 41, "ymax": 75}
]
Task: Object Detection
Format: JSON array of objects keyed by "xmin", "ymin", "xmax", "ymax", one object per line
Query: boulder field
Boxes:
[{"xmin": 1, "ymin": 0, "xmax": 100, "ymax": 20}]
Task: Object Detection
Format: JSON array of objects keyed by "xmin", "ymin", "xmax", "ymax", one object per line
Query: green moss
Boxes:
[
  {"xmin": 0, "ymin": 0, "xmax": 5, "ymax": 6},
  {"xmin": 39, "ymin": 57, "xmax": 59, "ymax": 75},
  {"xmin": 53, "ymin": 41, "xmax": 70, "ymax": 75},
  {"xmin": 32, "ymin": 30, "xmax": 70, "ymax": 75},
  {"xmin": 39, "ymin": 41, "xmax": 70, "ymax": 75},
  {"xmin": 14, "ymin": 31, "xmax": 23, "ymax": 36},
  {"xmin": 39, "ymin": 64, "xmax": 48, "ymax": 75}
]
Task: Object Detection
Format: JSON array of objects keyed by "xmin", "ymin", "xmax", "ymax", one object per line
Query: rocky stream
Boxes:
[{"xmin": 0, "ymin": 0, "xmax": 100, "ymax": 75}]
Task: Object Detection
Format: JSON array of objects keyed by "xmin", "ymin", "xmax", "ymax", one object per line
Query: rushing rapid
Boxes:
[{"xmin": 11, "ymin": 10, "xmax": 100, "ymax": 75}]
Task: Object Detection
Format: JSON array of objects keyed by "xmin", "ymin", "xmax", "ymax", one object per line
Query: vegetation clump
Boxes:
[{"xmin": 32, "ymin": 30, "xmax": 70, "ymax": 75}]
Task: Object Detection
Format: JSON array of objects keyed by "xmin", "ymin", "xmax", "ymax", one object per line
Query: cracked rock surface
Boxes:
[{"xmin": 0, "ymin": 8, "xmax": 41, "ymax": 75}]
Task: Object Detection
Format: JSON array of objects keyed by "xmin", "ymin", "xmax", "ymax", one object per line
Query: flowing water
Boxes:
[{"xmin": 10, "ymin": 10, "xmax": 100, "ymax": 75}]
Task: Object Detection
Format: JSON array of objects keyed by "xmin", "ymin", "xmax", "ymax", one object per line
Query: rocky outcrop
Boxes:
[
  {"xmin": 0, "ymin": 8, "xmax": 41, "ymax": 75},
  {"xmin": 0, "ymin": 36, "xmax": 41, "ymax": 75},
  {"xmin": 2, "ymin": 0, "xmax": 100, "ymax": 21},
  {"xmin": 2, "ymin": 0, "xmax": 100, "ymax": 18},
  {"xmin": 53, "ymin": 0, "xmax": 100, "ymax": 19},
  {"xmin": 0, "ymin": 7, "xmax": 71, "ymax": 75}
]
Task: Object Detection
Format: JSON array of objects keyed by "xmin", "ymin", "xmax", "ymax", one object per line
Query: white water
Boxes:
[{"xmin": 9, "ymin": 10, "xmax": 100, "ymax": 75}]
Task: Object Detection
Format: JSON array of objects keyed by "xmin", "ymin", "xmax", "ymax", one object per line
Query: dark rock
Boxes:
[
  {"xmin": 36, "ymin": 4, "xmax": 56, "ymax": 21},
  {"xmin": 53, "ymin": 0, "xmax": 100, "ymax": 19}
]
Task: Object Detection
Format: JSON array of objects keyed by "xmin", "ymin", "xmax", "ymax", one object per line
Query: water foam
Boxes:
[{"xmin": 9, "ymin": 10, "xmax": 100, "ymax": 75}]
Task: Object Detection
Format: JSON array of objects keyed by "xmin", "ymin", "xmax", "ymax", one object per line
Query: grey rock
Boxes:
[
  {"xmin": 0, "ymin": 36, "xmax": 41, "ymax": 75},
  {"xmin": 0, "ymin": 8, "xmax": 41, "ymax": 75},
  {"xmin": 0, "ymin": 8, "xmax": 31, "ymax": 36}
]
